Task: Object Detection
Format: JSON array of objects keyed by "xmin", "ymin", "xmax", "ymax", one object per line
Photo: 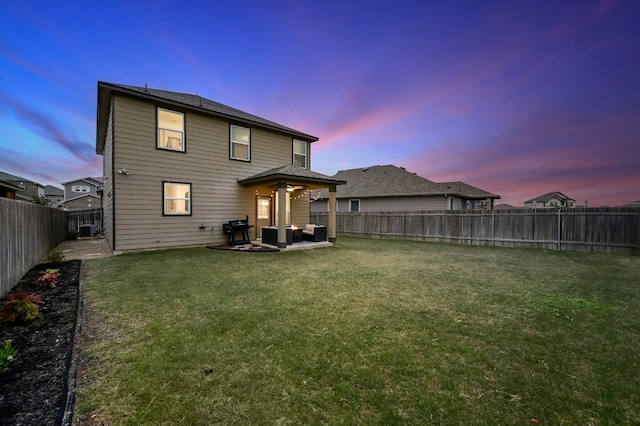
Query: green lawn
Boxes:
[{"xmin": 76, "ymin": 237, "xmax": 640, "ymax": 425}]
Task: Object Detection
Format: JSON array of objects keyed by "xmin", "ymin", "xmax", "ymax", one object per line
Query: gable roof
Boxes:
[
  {"xmin": 328, "ymin": 165, "xmax": 448, "ymax": 198},
  {"xmin": 439, "ymin": 181, "xmax": 500, "ymax": 200},
  {"xmin": 239, "ymin": 165, "xmax": 346, "ymax": 188},
  {"xmin": 524, "ymin": 192, "xmax": 575, "ymax": 204},
  {"xmin": 62, "ymin": 176, "xmax": 102, "ymax": 187},
  {"xmin": 96, "ymin": 82, "xmax": 318, "ymax": 154}
]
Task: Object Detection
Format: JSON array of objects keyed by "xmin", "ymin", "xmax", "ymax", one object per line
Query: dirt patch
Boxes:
[{"xmin": 0, "ymin": 260, "xmax": 81, "ymax": 426}]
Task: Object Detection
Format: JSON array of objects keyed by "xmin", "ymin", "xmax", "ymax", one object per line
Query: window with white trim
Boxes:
[
  {"xmin": 349, "ymin": 199, "xmax": 360, "ymax": 212},
  {"xmin": 293, "ymin": 139, "xmax": 307, "ymax": 168},
  {"xmin": 72, "ymin": 185, "xmax": 90, "ymax": 193},
  {"xmin": 230, "ymin": 125, "xmax": 250, "ymax": 161},
  {"xmin": 163, "ymin": 182, "xmax": 191, "ymax": 215},
  {"xmin": 157, "ymin": 108, "xmax": 185, "ymax": 151}
]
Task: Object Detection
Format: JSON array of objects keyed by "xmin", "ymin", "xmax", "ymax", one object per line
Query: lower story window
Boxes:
[
  {"xmin": 349, "ymin": 199, "xmax": 360, "ymax": 212},
  {"xmin": 163, "ymin": 182, "xmax": 191, "ymax": 215}
]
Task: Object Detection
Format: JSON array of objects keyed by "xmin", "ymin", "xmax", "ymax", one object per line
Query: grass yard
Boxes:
[{"xmin": 76, "ymin": 237, "xmax": 640, "ymax": 425}]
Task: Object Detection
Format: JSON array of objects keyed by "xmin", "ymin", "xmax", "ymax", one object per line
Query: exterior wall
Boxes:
[
  {"xmin": 63, "ymin": 195, "xmax": 101, "ymax": 210},
  {"xmin": 102, "ymin": 101, "xmax": 114, "ymax": 248},
  {"xmin": 64, "ymin": 179, "xmax": 100, "ymax": 200},
  {"xmin": 329, "ymin": 196, "xmax": 448, "ymax": 212},
  {"xmin": 110, "ymin": 94, "xmax": 310, "ymax": 252}
]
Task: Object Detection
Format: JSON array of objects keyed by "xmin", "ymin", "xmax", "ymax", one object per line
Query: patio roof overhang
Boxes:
[{"xmin": 238, "ymin": 165, "xmax": 346, "ymax": 190}]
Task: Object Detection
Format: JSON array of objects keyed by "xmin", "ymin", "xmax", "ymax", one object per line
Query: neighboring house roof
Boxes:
[
  {"xmin": 313, "ymin": 165, "xmax": 499, "ymax": 200},
  {"xmin": 439, "ymin": 181, "xmax": 500, "ymax": 200},
  {"xmin": 494, "ymin": 203, "xmax": 518, "ymax": 209},
  {"xmin": 0, "ymin": 170, "xmax": 42, "ymax": 188},
  {"xmin": 524, "ymin": 192, "xmax": 575, "ymax": 204},
  {"xmin": 63, "ymin": 177, "xmax": 102, "ymax": 187},
  {"xmin": 0, "ymin": 179, "xmax": 23, "ymax": 192},
  {"xmin": 96, "ymin": 82, "xmax": 318, "ymax": 154},
  {"xmin": 239, "ymin": 165, "xmax": 346, "ymax": 188},
  {"xmin": 44, "ymin": 185, "xmax": 64, "ymax": 197},
  {"xmin": 621, "ymin": 200, "xmax": 640, "ymax": 208},
  {"xmin": 63, "ymin": 193, "xmax": 101, "ymax": 202},
  {"xmin": 326, "ymin": 165, "xmax": 447, "ymax": 199}
]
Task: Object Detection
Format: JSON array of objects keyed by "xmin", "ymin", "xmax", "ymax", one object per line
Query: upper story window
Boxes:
[
  {"xmin": 230, "ymin": 125, "xmax": 251, "ymax": 161},
  {"xmin": 163, "ymin": 182, "xmax": 191, "ymax": 215},
  {"xmin": 293, "ymin": 139, "xmax": 307, "ymax": 168},
  {"xmin": 158, "ymin": 108, "xmax": 185, "ymax": 152},
  {"xmin": 72, "ymin": 185, "xmax": 90, "ymax": 193}
]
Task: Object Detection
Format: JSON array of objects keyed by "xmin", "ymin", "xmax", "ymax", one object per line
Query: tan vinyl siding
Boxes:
[
  {"xmin": 102, "ymin": 101, "xmax": 114, "ymax": 249},
  {"xmin": 110, "ymin": 94, "xmax": 309, "ymax": 252}
]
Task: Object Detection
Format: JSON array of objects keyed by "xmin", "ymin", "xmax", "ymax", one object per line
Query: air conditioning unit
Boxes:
[{"xmin": 78, "ymin": 224, "xmax": 97, "ymax": 238}]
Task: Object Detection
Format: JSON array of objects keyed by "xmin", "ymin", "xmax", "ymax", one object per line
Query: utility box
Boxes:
[{"xmin": 78, "ymin": 224, "xmax": 97, "ymax": 238}]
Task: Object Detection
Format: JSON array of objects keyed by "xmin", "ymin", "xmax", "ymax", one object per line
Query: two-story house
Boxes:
[
  {"xmin": 96, "ymin": 82, "xmax": 344, "ymax": 252},
  {"xmin": 61, "ymin": 177, "xmax": 102, "ymax": 210},
  {"xmin": 524, "ymin": 192, "xmax": 576, "ymax": 208}
]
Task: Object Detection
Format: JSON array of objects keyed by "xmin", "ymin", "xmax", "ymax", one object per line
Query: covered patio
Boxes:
[{"xmin": 238, "ymin": 165, "xmax": 346, "ymax": 249}]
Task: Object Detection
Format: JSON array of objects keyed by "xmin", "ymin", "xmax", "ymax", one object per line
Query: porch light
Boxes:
[{"xmin": 286, "ymin": 185, "xmax": 294, "ymax": 192}]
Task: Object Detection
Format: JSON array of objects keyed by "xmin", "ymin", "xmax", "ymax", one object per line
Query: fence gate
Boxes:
[{"xmin": 67, "ymin": 208, "xmax": 104, "ymax": 237}]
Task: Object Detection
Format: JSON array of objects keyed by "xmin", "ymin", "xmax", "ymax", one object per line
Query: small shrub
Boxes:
[
  {"xmin": 36, "ymin": 269, "xmax": 60, "ymax": 288},
  {"xmin": 0, "ymin": 291, "xmax": 44, "ymax": 324},
  {"xmin": 43, "ymin": 248, "xmax": 65, "ymax": 263},
  {"xmin": 0, "ymin": 340, "xmax": 18, "ymax": 369}
]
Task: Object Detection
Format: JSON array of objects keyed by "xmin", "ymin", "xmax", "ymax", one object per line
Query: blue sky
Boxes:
[{"xmin": 1, "ymin": 0, "xmax": 638, "ymax": 206}]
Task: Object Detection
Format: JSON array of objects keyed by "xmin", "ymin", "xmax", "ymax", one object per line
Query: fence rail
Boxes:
[
  {"xmin": 310, "ymin": 207, "xmax": 640, "ymax": 255},
  {"xmin": 1, "ymin": 198, "xmax": 67, "ymax": 296}
]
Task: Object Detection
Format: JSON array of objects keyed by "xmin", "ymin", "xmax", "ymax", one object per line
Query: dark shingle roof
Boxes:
[
  {"xmin": 44, "ymin": 185, "xmax": 64, "ymax": 196},
  {"xmin": 439, "ymin": 181, "xmax": 500, "ymax": 199},
  {"xmin": 330, "ymin": 165, "xmax": 448, "ymax": 198},
  {"xmin": 239, "ymin": 165, "xmax": 346, "ymax": 187},
  {"xmin": 97, "ymin": 82, "xmax": 317, "ymax": 154},
  {"xmin": 313, "ymin": 165, "xmax": 500, "ymax": 200}
]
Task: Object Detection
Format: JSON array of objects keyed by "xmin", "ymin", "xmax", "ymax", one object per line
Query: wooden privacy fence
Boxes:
[
  {"xmin": 310, "ymin": 207, "xmax": 640, "ymax": 255},
  {"xmin": 67, "ymin": 208, "xmax": 103, "ymax": 237},
  {"xmin": 0, "ymin": 198, "xmax": 67, "ymax": 296}
]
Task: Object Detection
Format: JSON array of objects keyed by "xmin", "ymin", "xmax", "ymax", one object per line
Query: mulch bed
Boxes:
[
  {"xmin": 0, "ymin": 260, "xmax": 81, "ymax": 426},
  {"xmin": 207, "ymin": 243, "xmax": 279, "ymax": 252}
]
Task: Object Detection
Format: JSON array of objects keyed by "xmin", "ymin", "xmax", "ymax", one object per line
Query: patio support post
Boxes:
[
  {"xmin": 277, "ymin": 182, "xmax": 288, "ymax": 248},
  {"xmin": 328, "ymin": 186, "xmax": 337, "ymax": 242}
]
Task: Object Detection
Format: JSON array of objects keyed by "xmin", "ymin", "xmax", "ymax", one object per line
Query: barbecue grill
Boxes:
[{"xmin": 223, "ymin": 216, "xmax": 254, "ymax": 245}]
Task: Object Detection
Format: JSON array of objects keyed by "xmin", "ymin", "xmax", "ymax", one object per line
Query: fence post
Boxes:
[
  {"xmin": 557, "ymin": 209, "xmax": 561, "ymax": 250},
  {"xmin": 402, "ymin": 211, "xmax": 406, "ymax": 240},
  {"xmin": 492, "ymin": 209, "xmax": 497, "ymax": 246}
]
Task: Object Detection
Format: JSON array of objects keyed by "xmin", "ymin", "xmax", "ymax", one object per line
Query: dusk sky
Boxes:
[{"xmin": 1, "ymin": 1, "xmax": 638, "ymax": 206}]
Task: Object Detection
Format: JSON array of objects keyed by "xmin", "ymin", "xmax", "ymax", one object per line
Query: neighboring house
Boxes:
[
  {"xmin": 621, "ymin": 200, "xmax": 640, "ymax": 208},
  {"xmin": 61, "ymin": 177, "xmax": 103, "ymax": 210},
  {"xmin": 494, "ymin": 203, "xmax": 518, "ymax": 209},
  {"xmin": 438, "ymin": 181, "xmax": 500, "ymax": 210},
  {"xmin": 524, "ymin": 192, "xmax": 576, "ymax": 208},
  {"xmin": 62, "ymin": 193, "xmax": 101, "ymax": 210},
  {"xmin": 310, "ymin": 165, "xmax": 499, "ymax": 212},
  {"xmin": 96, "ymin": 82, "xmax": 345, "ymax": 252},
  {"xmin": 0, "ymin": 179, "xmax": 22, "ymax": 199},
  {"xmin": 0, "ymin": 170, "xmax": 45, "ymax": 201},
  {"xmin": 44, "ymin": 185, "xmax": 64, "ymax": 208}
]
